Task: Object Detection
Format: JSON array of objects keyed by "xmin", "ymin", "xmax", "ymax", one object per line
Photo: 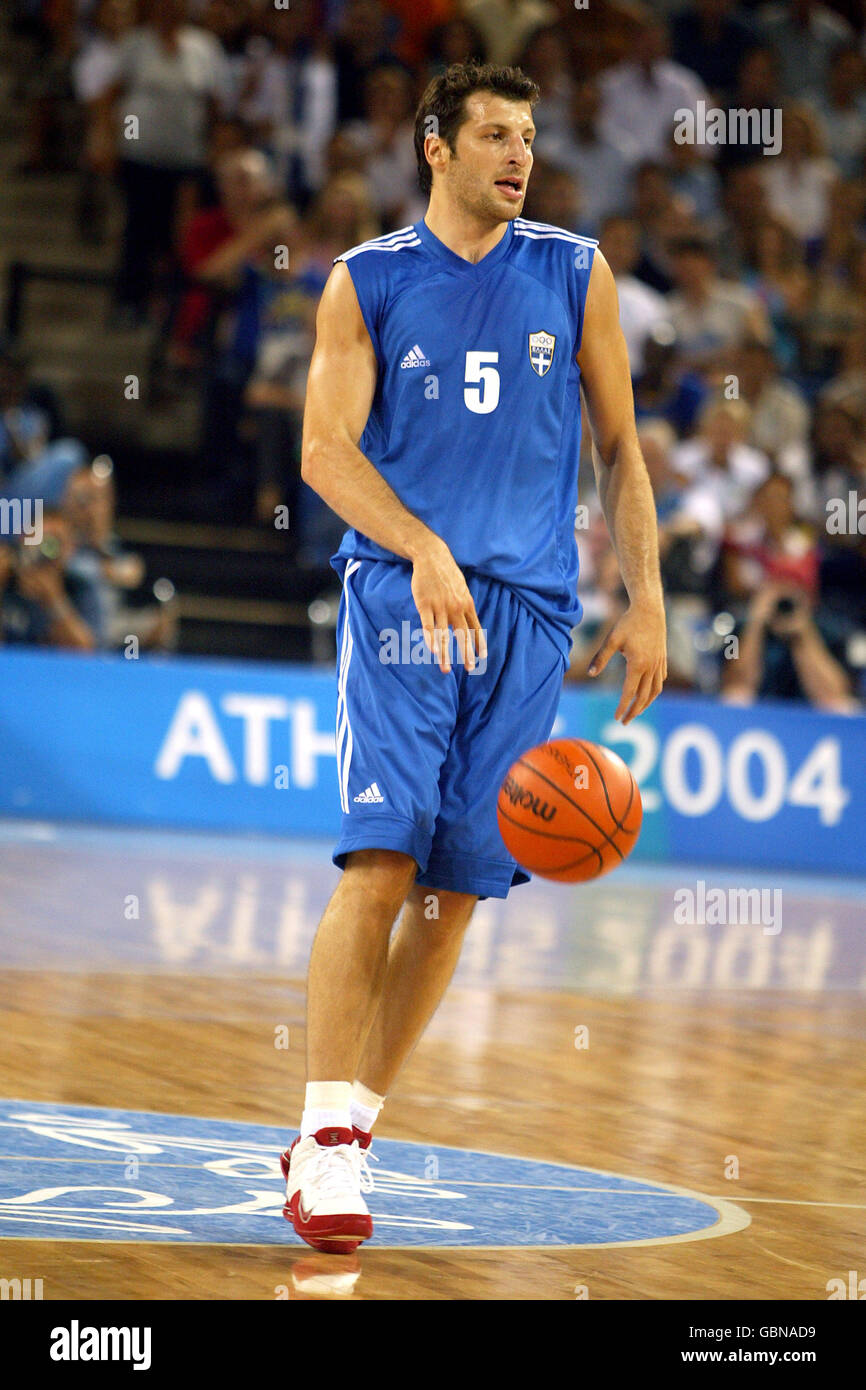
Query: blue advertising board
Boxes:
[{"xmin": 0, "ymin": 648, "xmax": 863, "ymax": 873}]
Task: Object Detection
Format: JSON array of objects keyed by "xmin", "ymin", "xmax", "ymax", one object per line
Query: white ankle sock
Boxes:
[
  {"xmin": 300, "ymin": 1081, "xmax": 353, "ymax": 1138},
  {"xmin": 350, "ymin": 1080, "xmax": 385, "ymax": 1135}
]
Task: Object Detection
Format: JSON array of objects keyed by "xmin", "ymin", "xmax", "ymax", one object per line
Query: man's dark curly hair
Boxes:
[{"xmin": 414, "ymin": 62, "xmax": 540, "ymax": 198}]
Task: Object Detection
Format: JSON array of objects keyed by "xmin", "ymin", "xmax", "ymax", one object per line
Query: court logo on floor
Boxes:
[{"xmin": 0, "ymin": 1102, "xmax": 749, "ymax": 1248}]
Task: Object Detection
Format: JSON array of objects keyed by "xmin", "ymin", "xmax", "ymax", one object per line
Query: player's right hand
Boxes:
[{"xmin": 410, "ymin": 537, "xmax": 487, "ymax": 675}]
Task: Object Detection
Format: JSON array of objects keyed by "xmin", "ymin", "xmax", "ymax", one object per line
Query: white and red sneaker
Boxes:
[{"xmin": 280, "ymin": 1127, "xmax": 373, "ymax": 1254}]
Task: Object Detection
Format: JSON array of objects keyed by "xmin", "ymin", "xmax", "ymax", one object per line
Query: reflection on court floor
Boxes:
[{"xmin": 1, "ymin": 820, "xmax": 863, "ymax": 993}]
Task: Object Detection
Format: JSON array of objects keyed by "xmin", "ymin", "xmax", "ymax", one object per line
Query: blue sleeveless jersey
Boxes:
[{"xmin": 331, "ymin": 217, "xmax": 598, "ymax": 653}]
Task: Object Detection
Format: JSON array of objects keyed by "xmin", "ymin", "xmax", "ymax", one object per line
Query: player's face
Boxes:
[{"xmin": 447, "ymin": 93, "xmax": 535, "ymax": 223}]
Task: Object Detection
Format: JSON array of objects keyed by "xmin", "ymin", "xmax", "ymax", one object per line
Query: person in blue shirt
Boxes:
[{"xmin": 280, "ymin": 61, "xmax": 668, "ymax": 1252}]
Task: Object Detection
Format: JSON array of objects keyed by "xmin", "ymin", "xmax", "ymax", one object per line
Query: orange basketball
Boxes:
[{"xmin": 497, "ymin": 738, "xmax": 642, "ymax": 883}]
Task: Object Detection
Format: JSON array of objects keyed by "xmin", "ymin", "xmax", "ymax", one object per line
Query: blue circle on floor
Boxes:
[{"xmin": 0, "ymin": 1101, "xmax": 747, "ymax": 1248}]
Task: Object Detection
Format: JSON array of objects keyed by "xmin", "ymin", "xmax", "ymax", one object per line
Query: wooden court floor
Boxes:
[{"xmin": 1, "ymin": 963, "xmax": 864, "ymax": 1300}]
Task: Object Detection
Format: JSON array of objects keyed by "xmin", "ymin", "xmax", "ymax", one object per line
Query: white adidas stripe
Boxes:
[
  {"xmin": 339, "ymin": 230, "xmax": 421, "ymax": 261},
  {"xmin": 514, "ymin": 217, "xmax": 596, "ymax": 239},
  {"xmin": 513, "ymin": 220, "xmax": 598, "ymax": 247},
  {"xmin": 336, "ymin": 559, "xmax": 361, "ymax": 813},
  {"xmin": 514, "ymin": 228, "xmax": 599, "ymax": 246}
]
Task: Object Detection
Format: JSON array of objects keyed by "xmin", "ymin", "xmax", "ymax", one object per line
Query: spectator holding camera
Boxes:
[
  {"xmin": 721, "ymin": 582, "xmax": 858, "ymax": 713},
  {"xmin": 0, "ymin": 512, "xmax": 96, "ymax": 651}
]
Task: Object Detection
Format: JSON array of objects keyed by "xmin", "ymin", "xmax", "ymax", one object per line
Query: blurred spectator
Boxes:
[
  {"xmin": 721, "ymin": 471, "xmax": 819, "ymax": 608},
  {"xmin": 254, "ymin": 2, "xmax": 339, "ymax": 206},
  {"xmin": 758, "ymin": 0, "xmax": 853, "ymax": 99},
  {"xmin": 73, "ymin": 0, "xmax": 136, "ymax": 244},
  {"xmin": 384, "ymin": 1, "xmax": 458, "ymax": 68},
  {"xmin": 720, "ymin": 581, "xmax": 859, "ymax": 711},
  {"xmin": 0, "ymin": 352, "xmax": 87, "ymax": 500},
  {"xmin": 64, "ymin": 459, "xmax": 177, "ymax": 651},
  {"xmin": 667, "ymin": 129, "xmax": 721, "ymax": 224},
  {"xmin": 460, "ymin": 0, "xmax": 556, "ymax": 66},
  {"xmin": 195, "ymin": 194, "xmax": 300, "ymax": 499},
  {"xmin": 640, "ymin": 417, "xmax": 720, "ymax": 685},
  {"xmin": 734, "ymin": 338, "xmax": 810, "ymax": 456},
  {"xmin": 672, "ymin": 398, "xmax": 771, "ymax": 553},
  {"xmin": 0, "ymin": 510, "xmax": 96, "ymax": 651},
  {"xmin": 197, "ymin": 0, "xmax": 253, "ymax": 113},
  {"xmin": 760, "ymin": 103, "xmax": 838, "ymax": 248},
  {"xmin": 809, "ymin": 398, "xmax": 866, "ymax": 517},
  {"xmin": 242, "ymin": 174, "xmax": 373, "ymax": 526},
  {"xmin": 343, "ymin": 64, "xmax": 418, "ymax": 226},
  {"xmin": 535, "ymin": 78, "xmax": 633, "ymax": 234},
  {"xmin": 0, "ymin": 350, "xmax": 54, "ymax": 481},
  {"xmin": 517, "ymin": 24, "xmax": 573, "ymax": 143},
  {"xmin": 522, "ymin": 161, "xmax": 583, "ymax": 234},
  {"xmin": 632, "ymin": 324, "xmax": 709, "ymax": 437},
  {"xmin": 599, "ymin": 215, "xmax": 670, "ymax": 376},
  {"xmin": 631, "ymin": 161, "xmax": 698, "ymax": 293},
  {"xmin": 666, "ymin": 236, "xmax": 770, "ymax": 369},
  {"xmin": 173, "ymin": 146, "xmax": 278, "ymax": 366},
  {"xmin": 555, "ymin": 0, "xmax": 642, "ymax": 79},
  {"xmin": 713, "ymin": 162, "xmax": 771, "ymax": 277},
  {"xmin": 565, "ymin": 502, "xmax": 627, "ymax": 685},
  {"xmin": 805, "ymin": 183, "xmax": 866, "ymax": 377},
  {"xmin": 715, "ymin": 45, "xmax": 784, "ymax": 170},
  {"xmin": 98, "ymin": 0, "xmax": 229, "ymax": 324},
  {"xmin": 598, "ymin": 9, "xmax": 708, "ymax": 164},
  {"xmin": 670, "ymin": 0, "xmax": 757, "ymax": 101},
  {"xmin": 15, "ymin": 0, "xmax": 78, "ymax": 174},
  {"xmin": 333, "ymin": 0, "xmax": 401, "ymax": 121},
  {"xmin": 821, "ymin": 316, "xmax": 866, "ymax": 420},
  {"xmin": 425, "ymin": 16, "xmax": 487, "ymax": 76},
  {"xmin": 742, "ymin": 215, "xmax": 811, "ymax": 371},
  {"xmin": 807, "ymin": 45, "xmax": 866, "ymax": 180}
]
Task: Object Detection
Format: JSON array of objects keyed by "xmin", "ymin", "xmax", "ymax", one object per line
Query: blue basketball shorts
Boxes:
[{"xmin": 332, "ymin": 558, "xmax": 568, "ymax": 898}]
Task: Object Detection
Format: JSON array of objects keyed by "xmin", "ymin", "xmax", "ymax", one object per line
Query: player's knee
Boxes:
[
  {"xmin": 409, "ymin": 886, "xmax": 478, "ymax": 936},
  {"xmin": 342, "ymin": 849, "xmax": 418, "ymax": 911}
]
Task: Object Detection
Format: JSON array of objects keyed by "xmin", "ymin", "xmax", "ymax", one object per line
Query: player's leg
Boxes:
[
  {"xmin": 283, "ymin": 558, "xmax": 458, "ymax": 1252},
  {"xmin": 354, "ymin": 882, "xmax": 479, "ymax": 1107},
  {"xmin": 305, "ymin": 847, "xmax": 417, "ymax": 1082}
]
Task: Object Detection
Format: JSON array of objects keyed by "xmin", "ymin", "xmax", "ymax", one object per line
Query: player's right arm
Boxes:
[{"xmin": 302, "ymin": 262, "xmax": 485, "ymax": 673}]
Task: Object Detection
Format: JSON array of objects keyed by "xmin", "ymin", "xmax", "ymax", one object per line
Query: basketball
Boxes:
[{"xmin": 497, "ymin": 738, "xmax": 642, "ymax": 882}]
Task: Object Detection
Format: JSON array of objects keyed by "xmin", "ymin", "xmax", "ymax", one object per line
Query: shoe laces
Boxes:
[
  {"xmin": 358, "ymin": 1147, "xmax": 378, "ymax": 1194},
  {"xmin": 309, "ymin": 1140, "xmax": 361, "ymax": 1199}
]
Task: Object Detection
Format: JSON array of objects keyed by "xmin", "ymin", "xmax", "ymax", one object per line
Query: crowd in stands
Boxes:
[
  {"xmin": 2, "ymin": 0, "xmax": 865, "ymax": 709},
  {"xmin": 0, "ymin": 344, "xmax": 175, "ymax": 652}
]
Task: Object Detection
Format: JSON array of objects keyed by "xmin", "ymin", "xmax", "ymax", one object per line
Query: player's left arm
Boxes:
[{"xmin": 577, "ymin": 250, "xmax": 667, "ymax": 724}]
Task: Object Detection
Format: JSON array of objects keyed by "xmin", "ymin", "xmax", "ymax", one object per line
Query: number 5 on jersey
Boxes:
[{"xmin": 464, "ymin": 351, "xmax": 500, "ymax": 415}]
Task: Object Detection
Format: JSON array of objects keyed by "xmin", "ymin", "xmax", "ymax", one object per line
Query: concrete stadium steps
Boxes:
[{"xmin": 114, "ymin": 517, "xmax": 341, "ymax": 663}]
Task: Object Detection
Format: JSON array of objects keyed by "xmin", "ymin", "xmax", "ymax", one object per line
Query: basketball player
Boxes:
[{"xmin": 281, "ymin": 63, "xmax": 667, "ymax": 1251}]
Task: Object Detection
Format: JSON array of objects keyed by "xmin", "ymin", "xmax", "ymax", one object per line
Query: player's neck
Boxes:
[{"xmin": 423, "ymin": 198, "xmax": 509, "ymax": 265}]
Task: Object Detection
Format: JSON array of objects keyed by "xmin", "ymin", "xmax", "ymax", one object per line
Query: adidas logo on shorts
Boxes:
[{"xmin": 353, "ymin": 783, "xmax": 385, "ymax": 803}]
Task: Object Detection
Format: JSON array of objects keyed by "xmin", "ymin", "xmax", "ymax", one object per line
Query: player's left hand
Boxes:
[{"xmin": 588, "ymin": 602, "xmax": 667, "ymax": 724}]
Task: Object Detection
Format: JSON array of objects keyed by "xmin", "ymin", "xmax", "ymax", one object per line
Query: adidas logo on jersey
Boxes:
[
  {"xmin": 400, "ymin": 345, "xmax": 431, "ymax": 369},
  {"xmin": 353, "ymin": 783, "xmax": 385, "ymax": 803}
]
